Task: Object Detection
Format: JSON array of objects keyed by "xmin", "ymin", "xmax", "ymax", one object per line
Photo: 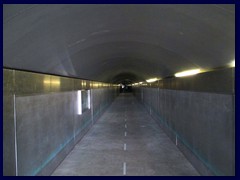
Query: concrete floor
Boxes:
[{"xmin": 52, "ymin": 93, "xmax": 199, "ymax": 176}]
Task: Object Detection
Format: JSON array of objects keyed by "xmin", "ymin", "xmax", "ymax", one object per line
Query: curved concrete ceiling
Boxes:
[{"xmin": 3, "ymin": 4, "xmax": 235, "ymax": 83}]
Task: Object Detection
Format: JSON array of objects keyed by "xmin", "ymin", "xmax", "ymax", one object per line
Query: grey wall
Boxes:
[
  {"xmin": 3, "ymin": 69, "xmax": 16, "ymax": 176},
  {"xmin": 133, "ymin": 68, "xmax": 235, "ymax": 176},
  {"xmin": 3, "ymin": 68, "xmax": 118, "ymax": 176},
  {"xmin": 92, "ymin": 88, "xmax": 117, "ymax": 123}
]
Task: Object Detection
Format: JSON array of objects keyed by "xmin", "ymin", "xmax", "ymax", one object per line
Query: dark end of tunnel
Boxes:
[
  {"xmin": 111, "ymin": 72, "xmax": 142, "ymax": 93},
  {"xmin": 119, "ymin": 84, "xmax": 132, "ymax": 93}
]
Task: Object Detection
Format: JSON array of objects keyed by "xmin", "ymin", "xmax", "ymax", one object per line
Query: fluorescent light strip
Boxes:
[
  {"xmin": 175, "ymin": 69, "xmax": 200, "ymax": 77},
  {"xmin": 146, "ymin": 78, "xmax": 158, "ymax": 83}
]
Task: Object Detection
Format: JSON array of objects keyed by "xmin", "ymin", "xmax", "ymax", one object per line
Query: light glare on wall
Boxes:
[
  {"xmin": 43, "ymin": 80, "xmax": 60, "ymax": 85},
  {"xmin": 77, "ymin": 90, "xmax": 82, "ymax": 115},
  {"xmin": 87, "ymin": 90, "xmax": 91, "ymax": 109},
  {"xmin": 43, "ymin": 76, "xmax": 60, "ymax": 86},
  {"xmin": 174, "ymin": 69, "xmax": 200, "ymax": 77},
  {"xmin": 146, "ymin": 78, "xmax": 158, "ymax": 83},
  {"xmin": 230, "ymin": 60, "xmax": 235, "ymax": 67}
]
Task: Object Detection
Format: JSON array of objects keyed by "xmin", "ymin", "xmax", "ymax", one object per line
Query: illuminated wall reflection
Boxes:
[{"xmin": 43, "ymin": 76, "xmax": 61, "ymax": 91}]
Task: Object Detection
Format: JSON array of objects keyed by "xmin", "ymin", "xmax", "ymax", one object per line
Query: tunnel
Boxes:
[{"xmin": 3, "ymin": 4, "xmax": 235, "ymax": 176}]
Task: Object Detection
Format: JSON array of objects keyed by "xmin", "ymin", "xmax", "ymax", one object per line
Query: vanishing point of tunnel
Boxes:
[{"xmin": 3, "ymin": 4, "xmax": 235, "ymax": 176}]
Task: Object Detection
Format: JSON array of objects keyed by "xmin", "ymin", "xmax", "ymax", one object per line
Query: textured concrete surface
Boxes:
[{"xmin": 52, "ymin": 93, "xmax": 199, "ymax": 176}]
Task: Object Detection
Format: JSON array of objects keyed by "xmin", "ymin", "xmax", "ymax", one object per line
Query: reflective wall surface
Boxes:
[
  {"xmin": 3, "ymin": 69, "xmax": 16, "ymax": 176},
  {"xmin": 3, "ymin": 68, "xmax": 118, "ymax": 176},
  {"xmin": 133, "ymin": 67, "xmax": 235, "ymax": 176},
  {"xmin": 135, "ymin": 68, "xmax": 234, "ymax": 94}
]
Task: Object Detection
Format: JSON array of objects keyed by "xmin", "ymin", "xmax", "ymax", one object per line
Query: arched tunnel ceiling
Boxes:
[{"xmin": 3, "ymin": 4, "xmax": 235, "ymax": 83}]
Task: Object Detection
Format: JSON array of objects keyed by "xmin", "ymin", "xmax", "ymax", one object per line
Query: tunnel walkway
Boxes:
[{"xmin": 52, "ymin": 93, "xmax": 199, "ymax": 176}]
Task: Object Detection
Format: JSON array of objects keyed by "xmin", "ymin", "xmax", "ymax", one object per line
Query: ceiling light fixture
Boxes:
[
  {"xmin": 175, "ymin": 69, "xmax": 201, "ymax": 77},
  {"xmin": 146, "ymin": 78, "xmax": 159, "ymax": 83}
]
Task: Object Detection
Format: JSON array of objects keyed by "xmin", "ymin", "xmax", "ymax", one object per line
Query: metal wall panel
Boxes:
[
  {"xmin": 91, "ymin": 88, "xmax": 118, "ymax": 123},
  {"xmin": 16, "ymin": 92, "xmax": 75, "ymax": 175},
  {"xmin": 51, "ymin": 75, "xmax": 74, "ymax": 92},
  {"xmin": 3, "ymin": 69, "xmax": 16, "ymax": 176},
  {"xmin": 14, "ymin": 70, "xmax": 76, "ymax": 96},
  {"xmin": 134, "ymin": 87, "xmax": 235, "ymax": 176},
  {"xmin": 73, "ymin": 79, "xmax": 82, "ymax": 90},
  {"xmin": 15, "ymin": 70, "xmax": 51, "ymax": 96},
  {"xmin": 3, "ymin": 68, "xmax": 118, "ymax": 176},
  {"xmin": 146, "ymin": 68, "xmax": 234, "ymax": 94},
  {"xmin": 14, "ymin": 88, "xmax": 117, "ymax": 176}
]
